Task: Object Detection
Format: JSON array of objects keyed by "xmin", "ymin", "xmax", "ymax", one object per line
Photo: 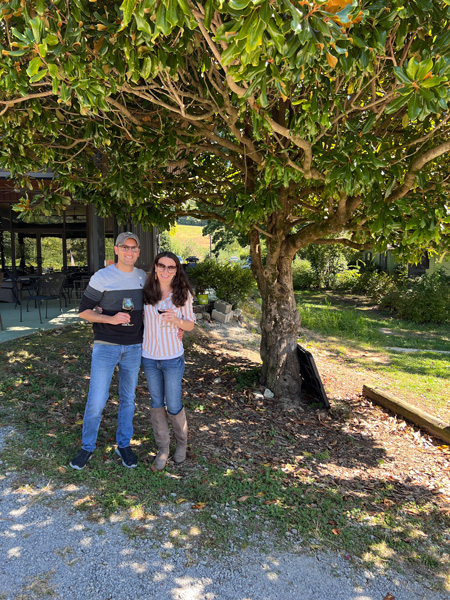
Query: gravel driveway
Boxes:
[{"xmin": 1, "ymin": 426, "xmax": 448, "ymax": 600}]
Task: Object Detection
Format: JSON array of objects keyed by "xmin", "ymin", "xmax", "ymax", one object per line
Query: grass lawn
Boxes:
[
  {"xmin": 173, "ymin": 224, "xmax": 211, "ymax": 252},
  {"xmin": 296, "ymin": 291, "xmax": 450, "ymax": 422}
]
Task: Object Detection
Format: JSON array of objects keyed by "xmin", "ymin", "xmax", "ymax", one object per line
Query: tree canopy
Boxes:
[{"xmin": 1, "ymin": 0, "xmax": 450, "ymax": 396}]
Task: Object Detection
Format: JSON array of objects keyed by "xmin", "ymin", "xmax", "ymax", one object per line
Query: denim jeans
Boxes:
[
  {"xmin": 82, "ymin": 343, "xmax": 142, "ymax": 452},
  {"xmin": 141, "ymin": 355, "xmax": 185, "ymax": 415}
]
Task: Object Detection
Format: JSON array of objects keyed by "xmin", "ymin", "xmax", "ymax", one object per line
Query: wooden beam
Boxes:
[{"xmin": 363, "ymin": 385, "xmax": 450, "ymax": 444}]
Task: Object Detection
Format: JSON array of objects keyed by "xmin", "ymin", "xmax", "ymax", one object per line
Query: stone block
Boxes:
[
  {"xmin": 211, "ymin": 309, "xmax": 233, "ymax": 323},
  {"xmin": 214, "ymin": 300, "xmax": 232, "ymax": 314}
]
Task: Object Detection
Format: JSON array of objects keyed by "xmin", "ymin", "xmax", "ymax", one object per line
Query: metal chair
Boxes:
[
  {"xmin": 26, "ymin": 273, "xmax": 66, "ymax": 323},
  {"xmin": 7, "ymin": 274, "xmax": 23, "ymax": 323}
]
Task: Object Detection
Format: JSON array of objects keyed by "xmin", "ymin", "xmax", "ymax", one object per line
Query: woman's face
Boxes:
[{"xmin": 154, "ymin": 256, "xmax": 177, "ymax": 287}]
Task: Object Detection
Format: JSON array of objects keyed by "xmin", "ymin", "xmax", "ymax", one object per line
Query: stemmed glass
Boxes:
[
  {"xmin": 157, "ymin": 297, "xmax": 170, "ymax": 327},
  {"xmin": 121, "ymin": 297, "xmax": 134, "ymax": 326}
]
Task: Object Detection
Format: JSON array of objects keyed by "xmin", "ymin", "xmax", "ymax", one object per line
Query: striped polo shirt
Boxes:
[
  {"xmin": 79, "ymin": 264, "xmax": 145, "ymax": 345},
  {"xmin": 142, "ymin": 292, "xmax": 195, "ymax": 359}
]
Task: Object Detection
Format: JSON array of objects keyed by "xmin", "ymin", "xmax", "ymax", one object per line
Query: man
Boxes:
[{"xmin": 69, "ymin": 232, "xmax": 145, "ymax": 470}]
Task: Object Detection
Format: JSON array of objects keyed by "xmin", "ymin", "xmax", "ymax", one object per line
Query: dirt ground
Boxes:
[{"xmin": 178, "ymin": 318, "xmax": 450, "ymax": 513}]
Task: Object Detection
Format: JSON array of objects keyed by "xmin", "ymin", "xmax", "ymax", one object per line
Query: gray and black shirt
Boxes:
[{"xmin": 79, "ymin": 264, "xmax": 146, "ymax": 345}]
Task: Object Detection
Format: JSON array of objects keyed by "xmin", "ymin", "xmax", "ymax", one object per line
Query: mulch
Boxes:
[{"xmin": 167, "ymin": 322, "xmax": 450, "ymax": 512}]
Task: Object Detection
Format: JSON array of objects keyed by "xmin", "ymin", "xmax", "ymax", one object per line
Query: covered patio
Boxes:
[
  {"xmin": 0, "ymin": 296, "xmax": 81, "ymax": 344},
  {"xmin": 0, "ymin": 170, "xmax": 159, "ymax": 340}
]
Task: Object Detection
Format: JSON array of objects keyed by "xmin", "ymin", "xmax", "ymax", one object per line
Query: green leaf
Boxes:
[
  {"xmin": 421, "ymin": 76, "xmax": 446, "ymax": 89},
  {"xmin": 155, "ymin": 2, "xmax": 171, "ymax": 35},
  {"xmin": 134, "ymin": 12, "xmax": 153, "ymax": 36},
  {"xmin": 36, "ymin": 0, "xmax": 46, "ymax": 15},
  {"xmin": 229, "ymin": 0, "xmax": 253, "ymax": 10},
  {"xmin": 406, "ymin": 57, "xmax": 419, "ymax": 80},
  {"xmin": 120, "ymin": 0, "xmax": 137, "ymax": 28},
  {"xmin": 44, "ymin": 34, "xmax": 59, "ymax": 46},
  {"xmin": 408, "ymin": 94, "xmax": 421, "ymax": 121},
  {"xmin": 246, "ymin": 16, "xmax": 265, "ymax": 52},
  {"xmin": 48, "ymin": 63, "xmax": 59, "ymax": 78},
  {"xmin": 393, "ymin": 67, "xmax": 412, "ymax": 85},
  {"xmin": 30, "ymin": 69, "xmax": 48, "ymax": 83},
  {"xmin": 385, "ymin": 94, "xmax": 411, "ymax": 115},
  {"xmin": 166, "ymin": 0, "xmax": 179, "ymax": 27},
  {"xmin": 203, "ymin": 0, "xmax": 214, "ymax": 29},
  {"xmin": 177, "ymin": 0, "xmax": 191, "ymax": 16},
  {"xmin": 26, "ymin": 56, "xmax": 43, "ymax": 78},
  {"xmin": 141, "ymin": 56, "xmax": 152, "ymax": 80},
  {"xmin": 415, "ymin": 59, "xmax": 433, "ymax": 81}
]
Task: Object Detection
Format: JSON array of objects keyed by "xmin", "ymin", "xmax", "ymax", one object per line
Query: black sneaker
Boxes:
[
  {"xmin": 69, "ymin": 449, "xmax": 93, "ymax": 470},
  {"xmin": 115, "ymin": 446, "xmax": 138, "ymax": 468}
]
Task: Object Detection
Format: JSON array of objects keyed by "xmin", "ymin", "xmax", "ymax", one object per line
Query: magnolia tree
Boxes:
[{"xmin": 1, "ymin": 0, "xmax": 450, "ymax": 397}]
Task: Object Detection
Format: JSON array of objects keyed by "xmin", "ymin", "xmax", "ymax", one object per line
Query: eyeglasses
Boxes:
[
  {"xmin": 118, "ymin": 245, "xmax": 139, "ymax": 253},
  {"xmin": 155, "ymin": 263, "xmax": 177, "ymax": 274}
]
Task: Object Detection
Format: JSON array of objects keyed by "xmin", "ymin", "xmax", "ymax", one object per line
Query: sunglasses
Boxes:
[
  {"xmin": 155, "ymin": 263, "xmax": 177, "ymax": 274},
  {"xmin": 118, "ymin": 244, "xmax": 139, "ymax": 253}
]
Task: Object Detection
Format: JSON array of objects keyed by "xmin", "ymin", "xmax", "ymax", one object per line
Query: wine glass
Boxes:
[
  {"xmin": 121, "ymin": 297, "xmax": 134, "ymax": 326},
  {"xmin": 157, "ymin": 298, "xmax": 170, "ymax": 327}
]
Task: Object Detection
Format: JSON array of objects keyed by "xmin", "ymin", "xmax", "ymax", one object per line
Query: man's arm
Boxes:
[{"xmin": 79, "ymin": 308, "xmax": 131, "ymax": 326}]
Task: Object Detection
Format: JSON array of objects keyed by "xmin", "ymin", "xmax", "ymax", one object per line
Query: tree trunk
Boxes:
[
  {"xmin": 259, "ymin": 278, "xmax": 302, "ymax": 398},
  {"xmin": 251, "ymin": 230, "xmax": 302, "ymax": 398}
]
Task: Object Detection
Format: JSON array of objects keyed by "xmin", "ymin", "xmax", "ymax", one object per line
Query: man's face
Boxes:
[{"xmin": 114, "ymin": 238, "xmax": 140, "ymax": 269}]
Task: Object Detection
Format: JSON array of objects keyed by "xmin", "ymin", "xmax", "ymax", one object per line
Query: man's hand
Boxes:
[{"xmin": 109, "ymin": 312, "xmax": 131, "ymax": 326}]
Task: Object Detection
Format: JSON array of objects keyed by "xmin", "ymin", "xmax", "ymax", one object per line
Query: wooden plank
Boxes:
[{"xmin": 363, "ymin": 385, "xmax": 450, "ymax": 444}]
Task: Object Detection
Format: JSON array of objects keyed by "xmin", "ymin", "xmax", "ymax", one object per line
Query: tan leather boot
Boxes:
[
  {"xmin": 168, "ymin": 408, "xmax": 188, "ymax": 464},
  {"xmin": 150, "ymin": 407, "xmax": 170, "ymax": 470}
]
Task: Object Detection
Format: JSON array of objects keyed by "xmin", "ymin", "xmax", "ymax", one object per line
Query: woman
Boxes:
[{"xmin": 142, "ymin": 252, "xmax": 195, "ymax": 470}]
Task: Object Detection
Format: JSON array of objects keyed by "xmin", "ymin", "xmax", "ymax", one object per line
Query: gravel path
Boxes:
[{"xmin": 1, "ymin": 427, "xmax": 448, "ymax": 600}]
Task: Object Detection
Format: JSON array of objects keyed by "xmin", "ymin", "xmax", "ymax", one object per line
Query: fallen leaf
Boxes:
[
  {"xmin": 332, "ymin": 528, "xmax": 341, "ymax": 535},
  {"xmin": 237, "ymin": 495, "xmax": 251, "ymax": 502},
  {"xmin": 192, "ymin": 502, "xmax": 207, "ymax": 510},
  {"xmin": 176, "ymin": 498, "xmax": 187, "ymax": 504},
  {"xmin": 384, "ymin": 594, "xmax": 395, "ymax": 600}
]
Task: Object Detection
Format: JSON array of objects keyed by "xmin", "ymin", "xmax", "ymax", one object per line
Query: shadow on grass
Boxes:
[{"xmin": 0, "ymin": 324, "xmax": 449, "ymax": 591}]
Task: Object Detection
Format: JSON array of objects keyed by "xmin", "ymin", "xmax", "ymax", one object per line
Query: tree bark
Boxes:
[{"xmin": 250, "ymin": 230, "xmax": 302, "ymax": 398}]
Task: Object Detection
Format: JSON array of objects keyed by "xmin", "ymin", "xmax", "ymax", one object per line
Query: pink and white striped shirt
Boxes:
[{"xmin": 142, "ymin": 292, "xmax": 195, "ymax": 360}]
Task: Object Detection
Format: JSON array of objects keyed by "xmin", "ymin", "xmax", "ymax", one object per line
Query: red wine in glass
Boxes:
[{"xmin": 122, "ymin": 297, "xmax": 134, "ymax": 326}]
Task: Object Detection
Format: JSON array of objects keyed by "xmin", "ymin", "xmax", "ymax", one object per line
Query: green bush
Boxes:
[
  {"xmin": 297, "ymin": 244, "xmax": 358, "ymax": 288},
  {"xmin": 354, "ymin": 269, "xmax": 396, "ymax": 302},
  {"xmin": 380, "ymin": 270, "xmax": 450, "ymax": 323},
  {"xmin": 188, "ymin": 259, "xmax": 256, "ymax": 308},
  {"xmin": 292, "ymin": 259, "xmax": 315, "ymax": 290},
  {"xmin": 334, "ymin": 268, "xmax": 361, "ymax": 291}
]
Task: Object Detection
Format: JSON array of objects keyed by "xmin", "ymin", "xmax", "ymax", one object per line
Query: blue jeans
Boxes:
[
  {"xmin": 141, "ymin": 355, "xmax": 185, "ymax": 415},
  {"xmin": 82, "ymin": 343, "xmax": 142, "ymax": 452}
]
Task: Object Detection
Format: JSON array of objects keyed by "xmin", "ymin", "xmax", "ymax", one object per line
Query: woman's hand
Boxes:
[{"xmin": 160, "ymin": 308, "xmax": 178, "ymax": 326}]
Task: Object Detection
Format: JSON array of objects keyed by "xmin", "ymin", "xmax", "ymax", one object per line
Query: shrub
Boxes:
[
  {"xmin": 188, "ymin": 259, "xmax": 256, "ymax": 308},
  {"xmin": 292, "ymin": 259, "xmax": 315, "ymax": 290},
  {"xmin": 380, "ymin": 270, "xmax": 450, "ymax": 323},
  {"xmin": 297, "ymin": 244, "xmax": 359, "ymax": 288},
  {"xmin": 334, "ymin": 268, "xmax": 361, "ymax": 291},
  {"xmin": 355, "ymin": 269, "xmax": 395, "ymax": 303}
]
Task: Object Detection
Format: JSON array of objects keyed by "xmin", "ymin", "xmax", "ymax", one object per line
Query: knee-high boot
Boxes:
[
  {"xmin": 168, "ymin": 408, "xmax": 188, "ymax": 464},
  {"xmin": 150, "ymin": 407, "xmax": 170, "ymax": 470}
]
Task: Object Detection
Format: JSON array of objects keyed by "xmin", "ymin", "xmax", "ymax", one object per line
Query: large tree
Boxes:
[{"xmin": 1, "ymin": 0, "xmax": 450, "ymax": 397}]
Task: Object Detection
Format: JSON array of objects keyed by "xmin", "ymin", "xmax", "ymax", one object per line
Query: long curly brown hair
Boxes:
[{"xmin": 143, "ymin": 251, "xmax": 194, "ymax": 307}]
